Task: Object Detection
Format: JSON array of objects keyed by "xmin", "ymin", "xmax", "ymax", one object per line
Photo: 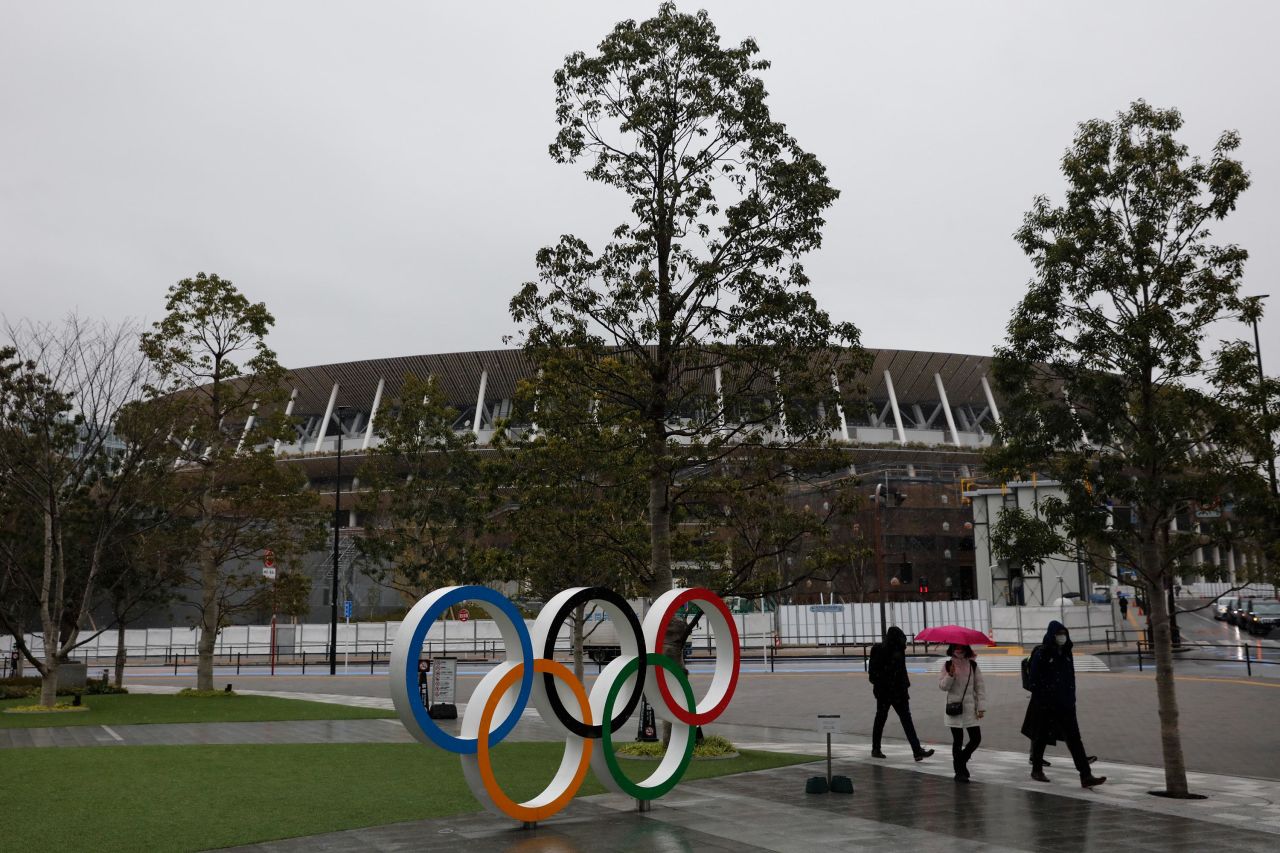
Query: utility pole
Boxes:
[{"xmin": 1250, "ymin": 296, "xmax": 1276, "ymax": 496}]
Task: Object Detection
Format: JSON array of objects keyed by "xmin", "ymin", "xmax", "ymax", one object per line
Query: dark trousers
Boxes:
[
  {"xmin": 950, "ymin": 726, "xmax": 981, "ymax": 776},
  {"xmin": 872, "ymin": 695, "xmax": 923, "ymax": 754},
  {"xmin": 1031, "ymin": 733, "xmax": 1091, "ymax": 778}
]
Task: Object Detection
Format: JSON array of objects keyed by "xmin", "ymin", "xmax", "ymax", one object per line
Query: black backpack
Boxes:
[
  {"xmin": 1021, "ymin": 645, "xmax": 1041, "ymax": 692},
  {"xmin": 868, "ymin": 643, "xmax": 886, "ymax": 685}
]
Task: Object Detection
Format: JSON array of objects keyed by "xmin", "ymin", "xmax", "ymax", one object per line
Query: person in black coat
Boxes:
[
  {"xmin": 1022, "ymin": 621, "xmax": 1106, "ymax": 788},
  {"xmin": 868, "ymin": 626, "xmax": 934, "ymax": 760}
]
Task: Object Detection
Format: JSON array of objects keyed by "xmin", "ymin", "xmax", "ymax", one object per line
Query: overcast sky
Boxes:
[{"xmin": 3, "ymin": 1, "xmax": 1278, "ymax": 370}]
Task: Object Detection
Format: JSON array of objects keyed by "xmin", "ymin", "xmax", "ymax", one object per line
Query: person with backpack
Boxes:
[
  {"xmin": 868, "ymin": 626, "xmax": 934, "ymax": 761},
  {"xmin": 1021, "ymin": 620, "xmax": 1107, "ymax": 788},
  {"xmin": 938, "ymin": 643, "xmax": 985, "ymax": 782}
]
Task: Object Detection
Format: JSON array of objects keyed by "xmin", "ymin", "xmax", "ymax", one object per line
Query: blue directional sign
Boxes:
[{"xmin": 343, "ymin": 600, "xmax": 353, "ymax": 619}]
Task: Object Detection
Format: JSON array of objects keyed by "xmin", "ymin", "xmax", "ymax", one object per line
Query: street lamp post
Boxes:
[
  {"xmin": 329, "ymin": 406, "xmax": 350, "ymax": 676},
  {"xmin": 1250, "ymin": 296, "xmax": 1276, "ymax": 497}
]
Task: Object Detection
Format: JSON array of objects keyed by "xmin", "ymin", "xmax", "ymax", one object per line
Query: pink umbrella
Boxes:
[{"xmin": 914, "ymin": 625, "xmax": 996, "ymax": 647}]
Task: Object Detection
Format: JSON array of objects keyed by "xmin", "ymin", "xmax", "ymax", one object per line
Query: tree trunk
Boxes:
[
  {"xmin": 39, "ymin": 660, "xmax": 58, "ymax": 707},
  {"xmin": 114, "ymin": 622, "xmax": 127, "ymax": 688},
  {"xmin": 572, "ymin": 603, "xmax": 585, "ymax": 684},
  {"xmin": 648, "ymin": 466, "xmax": 672, "ymax": 597},
  {"xmin": 195, "ymin": 549, "xmax": 219, "ymax": 691},
  {"xmin": 1143, "ymin": 548, "xmax": 1191, "ymax": 796}
]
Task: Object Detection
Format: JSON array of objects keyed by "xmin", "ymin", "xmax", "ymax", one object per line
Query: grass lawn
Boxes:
[
  {"xmin": 0, "ymin": 694, "xmax": 392, "ymax": 728},
  {"xmin": 5, "ymin": 742, "xmax": 818, "ymax": 852}
]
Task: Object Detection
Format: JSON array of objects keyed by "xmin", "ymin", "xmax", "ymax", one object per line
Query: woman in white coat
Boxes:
[{"xmin": 938, "ymin": 643, "xmax": 985, "ymax": 782}]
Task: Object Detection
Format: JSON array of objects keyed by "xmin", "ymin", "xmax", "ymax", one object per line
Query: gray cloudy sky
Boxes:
[{"xmin": 3, "ymin": 1, "xmax": 1278, "ymax": 369}]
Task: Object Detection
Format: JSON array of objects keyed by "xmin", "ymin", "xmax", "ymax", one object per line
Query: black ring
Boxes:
[{"xmin": 540, "ymin": 586, "xmax": 647, "ymax": 738}]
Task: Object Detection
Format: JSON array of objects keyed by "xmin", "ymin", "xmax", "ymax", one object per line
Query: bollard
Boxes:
[
  {"xmin": 1244, "ymin": 644, "xmax": 1251, "ymax": 677},
  {"xmin": 301, "ymin": 651, "xmax": 307, "ymax": 675},
  {"xmin": 236, "ymin": 653, "xmax": 241, "ymax": 675},
  {"xmin": 369, "ymin": 650, "xmax": 375, "ymax": 675}
]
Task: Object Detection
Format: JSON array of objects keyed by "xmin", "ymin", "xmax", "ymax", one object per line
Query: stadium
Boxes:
[{"xmin": 271, "ymin": 347, "xmax": 1003, "ymax": 622}]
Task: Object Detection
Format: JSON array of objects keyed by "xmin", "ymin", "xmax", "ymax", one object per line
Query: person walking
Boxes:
[
  {"xmin": 868, "ymin": 626, "xmax": 934, "ymax": 761},
  {"xmin": 1022, "ymin": 620, "xmax": 1107, "ymax": 788},
  {"xmin": 1118, "ymin": 593, "xmax": 1129, "ymax": 621},
  {"xmin": 939, "ymin": 643, "xmax": 985, "ymax": 782}
]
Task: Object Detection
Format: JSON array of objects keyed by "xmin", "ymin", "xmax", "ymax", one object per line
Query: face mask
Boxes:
[
  {"xmin": 952, "ymin": 649, "xmax": 965, "ymax": 658},
  {"xmin": 1055, "ymin": 634, "xmax": 1068, "ymax": 646}
]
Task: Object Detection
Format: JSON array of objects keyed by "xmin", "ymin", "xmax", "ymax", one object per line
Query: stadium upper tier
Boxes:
[{"xmin": 268, "ymin": 348, "xmax": 1003, "ymax": 456}]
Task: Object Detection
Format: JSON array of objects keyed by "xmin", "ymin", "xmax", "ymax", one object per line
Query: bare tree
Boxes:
[{"xmin": 0, "ymin": 316, "xmax": 176, "ymax": 706}]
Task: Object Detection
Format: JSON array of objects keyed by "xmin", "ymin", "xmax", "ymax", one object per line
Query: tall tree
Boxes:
[
  {"xmin": 989, "ymin": 101, "xmax": 1278, "ymax": 797},
  {"xmin": 0, "ymin": 318, "xmax": 176, "ymax": 706},
  {"xmin": 509, "ymin": 4, "xmax": 866, "ymax": 634},
  {"xmin": 354, "ymin": 374, "xmax": 498, "ymax": 600},
  {"xmin": 141, "ymin": 273, "xmax": 320, "ymax": 692}
]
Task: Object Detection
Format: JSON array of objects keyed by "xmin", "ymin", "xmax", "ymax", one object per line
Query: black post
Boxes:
[
  {"xmin": 328, "ymin": 407, "xmax": 352, "ymax": 677},
  {"xmin": 1250, "ymin": 303, "xmax": 1277, "ymax": 497},
  {"xmin": 330, "ymin": 426, "xmax": 343, "ymax": 676}
]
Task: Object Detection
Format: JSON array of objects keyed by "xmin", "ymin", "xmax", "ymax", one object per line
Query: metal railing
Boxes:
[{"xmin": 1135, "ymin": 640, "xmax": 1280, "ymax": 676}]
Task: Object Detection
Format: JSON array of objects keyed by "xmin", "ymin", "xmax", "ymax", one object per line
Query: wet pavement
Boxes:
[{"xmin": 226, "ymin": 759, "xmax": 1280, "ymax": 853}]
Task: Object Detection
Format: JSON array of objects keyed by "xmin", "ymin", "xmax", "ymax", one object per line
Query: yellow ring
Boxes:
[{"xmin": 475, "ymin": 657, "xmax": 594, "ymax": 822}]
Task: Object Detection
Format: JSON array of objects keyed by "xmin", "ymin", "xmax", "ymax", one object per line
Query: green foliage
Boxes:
[
  {"xmin": 355, "ymin": 374, "xmax": 499, "ymax": 598},
  {"xmin": 510, "ymin": 3, "xmax": 867, "ymax": 600},
  {"xmin": 988, "ymin": 505, "xmax": 1068, "ymax": 572},
  {"xmin": 140, "ymin": 273, "xmax": 323, "ymax": 687},
  {"xmin": 990, "ymin": 100, "xmax": 1277, "ymax": 591}
]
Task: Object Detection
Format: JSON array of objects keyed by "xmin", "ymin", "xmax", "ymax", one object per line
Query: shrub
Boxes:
[
  {"xmin": 177, "ymin": 688, "xmax": 239, "ymax": 698},
  {"xmin": 614, "ymin": 734, "xmax": 738, "ymax": 759}
]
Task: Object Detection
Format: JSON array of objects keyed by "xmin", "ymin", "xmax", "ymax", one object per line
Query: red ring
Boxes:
[{"xmin": 651, "ymin": 588, "xmax": 740, "ymax": 726}]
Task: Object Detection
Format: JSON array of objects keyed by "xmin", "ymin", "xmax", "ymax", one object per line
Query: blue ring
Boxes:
[{"xmin": 403, "ymin": 585, "xmax": 533, "ymax": 754}]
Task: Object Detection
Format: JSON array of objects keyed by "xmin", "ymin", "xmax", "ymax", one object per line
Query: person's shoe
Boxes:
[
  {"xmin": 954, "ymin": 774, "xmax": 970, "ymax": 783},
  {"xmin": 914, "ymin": 749, "xmax": 935, "ymax": 761},
  {"xmin": 870, "ymin": 749, "xmax": 886, "ymax": 759},
  {"xmin": 1030, "ymin": 768, "xmax": 1050, "ymax": 783},
  {"xmin": 1081, "ymin": 775, "xmax": 1107, "ymax": 789},
  {"xmin": 1028, "ymin": 758, "xmax": 1052, "ymax": 767},
  {"xmin": 1087, "ymin": 755, "xmax": 1098, "ymax": 764}
]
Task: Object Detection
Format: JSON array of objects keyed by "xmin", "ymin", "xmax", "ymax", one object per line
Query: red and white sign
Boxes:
[
  {"xmin": 264, "ymin": 549, "xmax": 275, "ymax": 568},
  {"xmin": 458, "ymin": 608, "xmax": 470, "ymax": 623}
]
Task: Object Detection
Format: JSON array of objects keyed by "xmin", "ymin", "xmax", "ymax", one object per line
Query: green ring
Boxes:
[{"xmin": 600, "ymin": 653, "xmax": 697, "ymax": 800}]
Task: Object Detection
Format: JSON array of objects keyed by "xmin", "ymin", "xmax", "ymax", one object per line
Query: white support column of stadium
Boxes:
[
  {"xmin": 934, "ymin": 373, "xmax": 961, "ymax": 447},
  {"xmin": 314, "ymin": 383, "xmax": 339, "ymax": 453},
  {"xmin": 235, "ymin": 401, "xmax": 259, "ymax": 453},
  {"xmin": 883, "ymin": 369, "xmax": 906, "ymax": 445},
  {"xmin": 274, "ymin": 389, "xmax": 298, "ymax": 455},
  {"xmin": 980, "ymin": 375, "xmax": 1001, "ymax": 424},
  {"xmin": 472, "ymin": 370, "xmax": 488, "ymax": 435},
  {"xmin": 831, "ymin": 373, "xmax": 849, "ymax": 441},
  {"xmin": 360, "ymin": 377, "xmax": 385, "ymax": 451},
  {"xmin": 715, "ymin": 366, "xmax": 725, "ymax": 431}
]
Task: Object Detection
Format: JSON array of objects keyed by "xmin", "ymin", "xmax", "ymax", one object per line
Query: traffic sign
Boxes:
[
  {"xmin": 263, "ymin": 549, "xmax": 275, "ymax": 568},
  {"xmin": 343, "ymin": 600, "xmax": 353, "ymax": 619},
  {"xmin": 458, "ymin": 608, "xmax": 470, "ymax": 623},
  {"xmin": 262, "ymin": 566, "xmax": 277, "ymax": 580}
]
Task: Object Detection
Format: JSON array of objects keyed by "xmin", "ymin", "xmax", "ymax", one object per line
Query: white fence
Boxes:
[
  {"xmin": 990, "ymin": 604, "xmax": 1114, "ymax": 645},
  {"xmin": 2, "ymin": 599, "xmax": 998, "ymax": 662},
  {"xmin": 1185, "ymin": 581, "xmax": 1276, "ymax": 599},
  {"xmin": 777, "ymin": 600, "xmax": 990, "ymax": 646}
]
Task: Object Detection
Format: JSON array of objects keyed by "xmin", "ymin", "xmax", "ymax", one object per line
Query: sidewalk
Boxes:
[{"xmin": 227, "ymin": 758, "xmax": 1280, "ymax": 853}]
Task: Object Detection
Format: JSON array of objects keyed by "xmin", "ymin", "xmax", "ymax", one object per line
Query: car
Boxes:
[
  {"xmin": 1215, "ymin": 596, "xmax": 1237, "ymax": 621},
  {"xmin": 1228, "ymin": 597, "xmax": 1254, "ymax": 627},
  {"xmin": 1242, "ymin": 601, "xmax": 1280, "ymax": 636}
]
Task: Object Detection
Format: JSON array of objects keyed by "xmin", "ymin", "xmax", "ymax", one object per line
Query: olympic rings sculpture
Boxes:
[{"xmin": 390, "ymin": 585, "xmax": 741, "ymax": 823}]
